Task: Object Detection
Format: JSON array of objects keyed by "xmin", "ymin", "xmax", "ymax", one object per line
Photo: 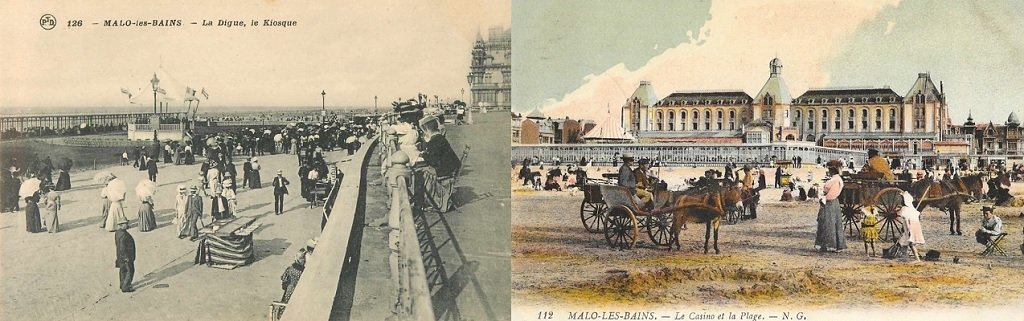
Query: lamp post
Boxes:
[
  {"xmin": 150, "ymin": 73, "xmax": 161, "ymax": 158},
  {"xmin": 321, "ymin": 90, "xmax": 326, "ymax": 123},
  {"xmin": 374, "ymin": 95, "xmax": 378, "ymax": 114}
]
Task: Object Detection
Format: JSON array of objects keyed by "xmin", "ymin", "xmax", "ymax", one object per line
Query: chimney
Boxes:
[{"xmin": 940, "ymin": 81, "xmax": 944, "ymax": 95}]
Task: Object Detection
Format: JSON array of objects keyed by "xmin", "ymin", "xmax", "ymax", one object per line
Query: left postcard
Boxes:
[{"xmin": 0, "ymin": 1, "xmax": 511, "ymax": 320}]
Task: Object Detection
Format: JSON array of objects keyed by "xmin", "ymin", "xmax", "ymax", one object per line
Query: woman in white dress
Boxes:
[
  {"xmin": 103, "ymin": 174, "xmax": 129, "ymax": 232},
  {"xmin": 899, "ymin": 191, "xmax": 925, "ymax": 262}
]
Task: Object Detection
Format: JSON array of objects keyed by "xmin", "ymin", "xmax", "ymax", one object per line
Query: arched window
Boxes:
[
  {"xmin": 889, "ymin": 108, "xmax": 897, "ymax": 130},
  {"xmin": 692, "ymin": 110, "xmax": 699, "ymax": 130},
  {"xmin": 821, "ymin": 109, "xmax": 829, "ymax": 131},
  {"xmin": 848, "ymin": 109, "xmax": 856, "ymax": 130},
  {"xmin": 656, "ymin": 111, "xmax": 663, "ymax": 131},
  {"xmin": 704, "ymin": 110, "xmax": 712, "ymax": 130},
  {"xmin": 808, "ymin": 110, "xmax": 815, "ymax": 130},
  {"xmin": 667, "ymin": 111, "xmax": 675, "ymax": 131},
  {"xmin": 875, "ymin": 109, "xmax": 882, "ymax": 130},
  {"xmin": 835, "ymin": 109, "xmax": 842, "ymax": 130},
  {"xmin": 794, "ymin": 110, "xmax": 802, "ymax": 127},
  {"xmin": 716, "ymin": 110, "xmax": 724, "ymax": 130},
  {"xmin": 763, "ymin": 95, "xmax": 774, "ymax": 106},
  {"xmin": 861, "ymin": 109, "xmax": 869, "ymax": 130},
  {"xmin": 729, "ymin": 110, "xmax": 736, "ymax": 130}
]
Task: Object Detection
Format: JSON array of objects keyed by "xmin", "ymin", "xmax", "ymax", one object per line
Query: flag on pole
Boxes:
[
  {"xmin": 185, "ymin": 87, "xmax": 197, "ymax": 102},
  {"xmin": 200, "ymin": 88, "xmax": 209, "ymax": 100},
  {"xmin": 156, "ymin": 87, "xmax": 167, "ymax": 95}
]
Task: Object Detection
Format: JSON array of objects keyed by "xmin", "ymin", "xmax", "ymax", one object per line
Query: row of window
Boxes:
[{"xmin": 653, "ymin": 109, "xmax": 748, "ymax": 131}]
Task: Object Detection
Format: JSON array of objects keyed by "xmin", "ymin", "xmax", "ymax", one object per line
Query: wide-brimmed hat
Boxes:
[
  {"xmin": 982, "ymin": 206, "xmax": 994, "ymax": 213},
  {"xmin": 177, "ymin": 185, "xmax": 186, "ymax": 191},
  {"xmin": 277, "ymin": 170, "xmax": 283, "ymax": 175},
  {"xmin": 306, "ymin": 238, "xmax": 318, "ymax": 249},
  {"xmin": 621, "ymin": 152, "xmax": 635, "ymax": 160},
  {"xmin": 638, "ymin": 158, "xmax": 650, "ymax": 165}
]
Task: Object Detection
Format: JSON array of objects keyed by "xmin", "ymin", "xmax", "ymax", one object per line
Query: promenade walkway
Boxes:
[
  {"xmin": 345, "ymin": 112, "xmax": 511, "ymax": 320},
  {"xmin": 0, "ymin": 148, "xmax": 353, "ymax": 320}
]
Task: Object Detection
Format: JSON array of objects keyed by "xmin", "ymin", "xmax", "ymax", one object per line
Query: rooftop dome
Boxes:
[{"xmin": 1008, "ymin": 111, "xmax": 1020, "ymax": 125}]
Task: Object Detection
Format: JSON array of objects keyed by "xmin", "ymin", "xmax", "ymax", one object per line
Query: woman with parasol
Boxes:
[
  {"xmin": 100, "ymin": 172, "xmax": 129, "ymax": 232},
  {"xmin": 19, "ymin": 173, "xmax": 43, "ymax": 233},
  {"xmin": 136, "ymin": 180, "xmax": 158, "ymax": 232}
]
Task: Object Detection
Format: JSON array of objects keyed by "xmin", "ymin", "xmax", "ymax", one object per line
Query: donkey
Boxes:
[
  {"xmin": 908, "ymin": 177, "xmax": 974, "ymax": 235},
  {"xmin": 665, "ymin": 185, "xmax": 743, "ymax": 254}
]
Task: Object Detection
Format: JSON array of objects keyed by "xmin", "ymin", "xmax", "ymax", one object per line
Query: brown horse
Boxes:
[
  {"xmin": 665, "ymin": 185, "xmax": 743, "ymax": 254},
  {"xmin": 957, "ymin": 173, "xmax": 987, "ymax": 202},
  {"xmin": 908, "ymin": 177, "xmax": 973, "ymax": 235}
]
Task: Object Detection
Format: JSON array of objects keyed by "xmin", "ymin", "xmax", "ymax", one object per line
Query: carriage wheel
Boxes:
[
  {"xmin": 645, "ymin": 213, "xmax": 673, "ymax": 246},
  {"xmin": 841, "ymin": 201, "xmax": 863, "ymax": 239},
  {"xmin": 580, "ymin": 201, "xmax": 606, "ymax": 233},
  {"xmin": 604, "ymin": 205, "xmax": 638, "ymax": 250},
  {"xmin": 873, "ymin": 188, "xmax": 905, "ymax": 242},
  {"xmin": 725, "ymin": 205, "xmax": 742, "ymax": 225}
]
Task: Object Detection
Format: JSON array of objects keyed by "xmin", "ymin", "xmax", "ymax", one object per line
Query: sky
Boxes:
[
  {"xmin": 0, "ymin": 0, "xmax": 510, "ymax": 111},
  {"xmin": 513, "ymin": 0, "xmax": 1024, "ymax": 125}
]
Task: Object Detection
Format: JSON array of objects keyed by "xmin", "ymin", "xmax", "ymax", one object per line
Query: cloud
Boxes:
[{"xmin": 537, "ymin": 0, "xmax": 901, "ymax": 121}]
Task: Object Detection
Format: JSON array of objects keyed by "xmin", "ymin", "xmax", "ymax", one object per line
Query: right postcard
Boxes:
[{"xmin": 510, "ymin": 1, "xmax": 1024, "ymax": 320}]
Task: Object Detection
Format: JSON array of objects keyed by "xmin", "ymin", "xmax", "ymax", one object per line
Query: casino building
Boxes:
[
  {"xmin": 622, "ymin": 59, "xmax": 952, "ymax": 156},
  {"xmin": 467, "ymin": 26, "xmax": 511, "ymax": 111}
]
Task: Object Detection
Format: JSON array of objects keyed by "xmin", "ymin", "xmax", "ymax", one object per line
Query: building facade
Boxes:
[
  {"xmin": 949, "ymin": 111, "xmax": 1022, "ymax": 164},
  {"xmin": 467, "ymin": 27, "xmax": 511, "ymax": 111},
  {"xmin": 621, "ymin": 59, "xmax": 952, "ymax": 157}
]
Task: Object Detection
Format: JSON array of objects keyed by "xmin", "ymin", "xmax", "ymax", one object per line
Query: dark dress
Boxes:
[
  {"xmin": 421, "ymin": 133, "xmax": 461, "ymax": 177},
  {"xmin": 137, "ymin": 196, "xmax": 157, "ymax": 232},
  {"xmin": 249, "ymin": 164, "xmax": 262, "ymax": 189},
  {"xmin": 55, "ymin": 170, "xmax": 71, "ymax": 191},
  {"xmin": 25, "ymin": 194, "xmax": 43, "ymax": 233}
]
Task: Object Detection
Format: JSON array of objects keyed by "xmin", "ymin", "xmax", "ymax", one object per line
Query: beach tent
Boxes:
[{"xmin": 583, "ymin": 111, "xmax": 635, "ymax": 142}]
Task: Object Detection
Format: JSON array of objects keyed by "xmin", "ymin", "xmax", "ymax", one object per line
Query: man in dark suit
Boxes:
[
  {"xmin": 114, "ymin": 222, "xmax": 136, "ymax": 293},
  {"xmin": 273, "ymin": 170, "xmax": 290, "ymax": 215},
  {"xmin": 146, "ymin": 156, "xmax": 158, "ymax": 182},
  {"xmin": 242, "ymin": 158, "xmax": 253, "ymax": 189}
]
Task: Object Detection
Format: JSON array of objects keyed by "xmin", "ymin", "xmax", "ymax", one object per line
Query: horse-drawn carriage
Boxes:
[
  {"xmin": 579, "ymin": 174, "xmax": 747, "ymax": 251},
  {"xmin": 837, "ymin": 175, "xmax": 910, "ymax": 241}
]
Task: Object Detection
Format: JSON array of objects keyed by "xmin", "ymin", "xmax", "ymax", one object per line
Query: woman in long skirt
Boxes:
[
  {"xmin": 44, "ymin": 187, "xmax": 60, "ymax": 233},
  {"xmin": 249, "ymin": 158, "xmax": 262, "ymax": 189},
  {"xmin": 137, "ymin": 195, "xmax": 157, "ymax": 232},
  {"xmin": 104, "ymin": 176, "xmax": 129, "ymax": 232},
  {"xmin": 100, "ymin": 190, "xmax": 111, "ymax": 229},
  {"xmin": 174, "ymin": 185, "xmax": 189, "ymax": 236},
  {"xmin": 25, "ymin": 192, "xmax": 43, "ymax": 233},
  {"xmin": 55, "ymin": 169, "xmax": 71, "ymax": 191},
  {"xmin": 815, "ymin": 160, "xmax": 847, "ymax": 252}
]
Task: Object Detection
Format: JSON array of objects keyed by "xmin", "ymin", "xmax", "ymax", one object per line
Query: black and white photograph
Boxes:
[{"xmin": 1, "ymin": 1, "xmax": 510, "ymax": 320}]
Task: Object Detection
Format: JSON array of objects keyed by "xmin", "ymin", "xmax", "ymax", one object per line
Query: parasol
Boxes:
[
  {"xmin": 58, "ymin": 157, "xmax": 73, "ymax": 171},
  {"xmin": 274, "ymin": 134, "xmax": 283, "ymax": 142},
  {"xmin": 80, "ymin": 123, "xmax": 88, "ymax": 129},
  {"xmin": 135, "ymin": 180, "xmax": 158, "ymax": 199},
  {"xmin": 93, "ymin": 171, "xmax": 114, "ymax": 184},
  {"xmin": 19, "ymin": 178, "xmax": 41, "ymax": 198}
]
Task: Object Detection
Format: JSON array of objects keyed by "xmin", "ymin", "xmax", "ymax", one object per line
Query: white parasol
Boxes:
[
  {"xmin": 135, "ymin": 180, "xmax": 158, "ymax": 199},
  {"xmin": 93, "ymin": 171, "xmax": 114, "ymax": 184},
  {"xmin": 19, "ymin": 178, "xmax": 42, "ymax": 198}
]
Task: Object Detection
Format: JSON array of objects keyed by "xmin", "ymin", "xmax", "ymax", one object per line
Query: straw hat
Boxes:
[{"xmin": 621, "ymin": 152, "xmax": 635, "ymax": 160}]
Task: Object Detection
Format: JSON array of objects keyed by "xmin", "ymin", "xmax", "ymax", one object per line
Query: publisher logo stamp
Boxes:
[{"xmin": 40, "ymin": 14, "xmax": 56, "ymax": 30}]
